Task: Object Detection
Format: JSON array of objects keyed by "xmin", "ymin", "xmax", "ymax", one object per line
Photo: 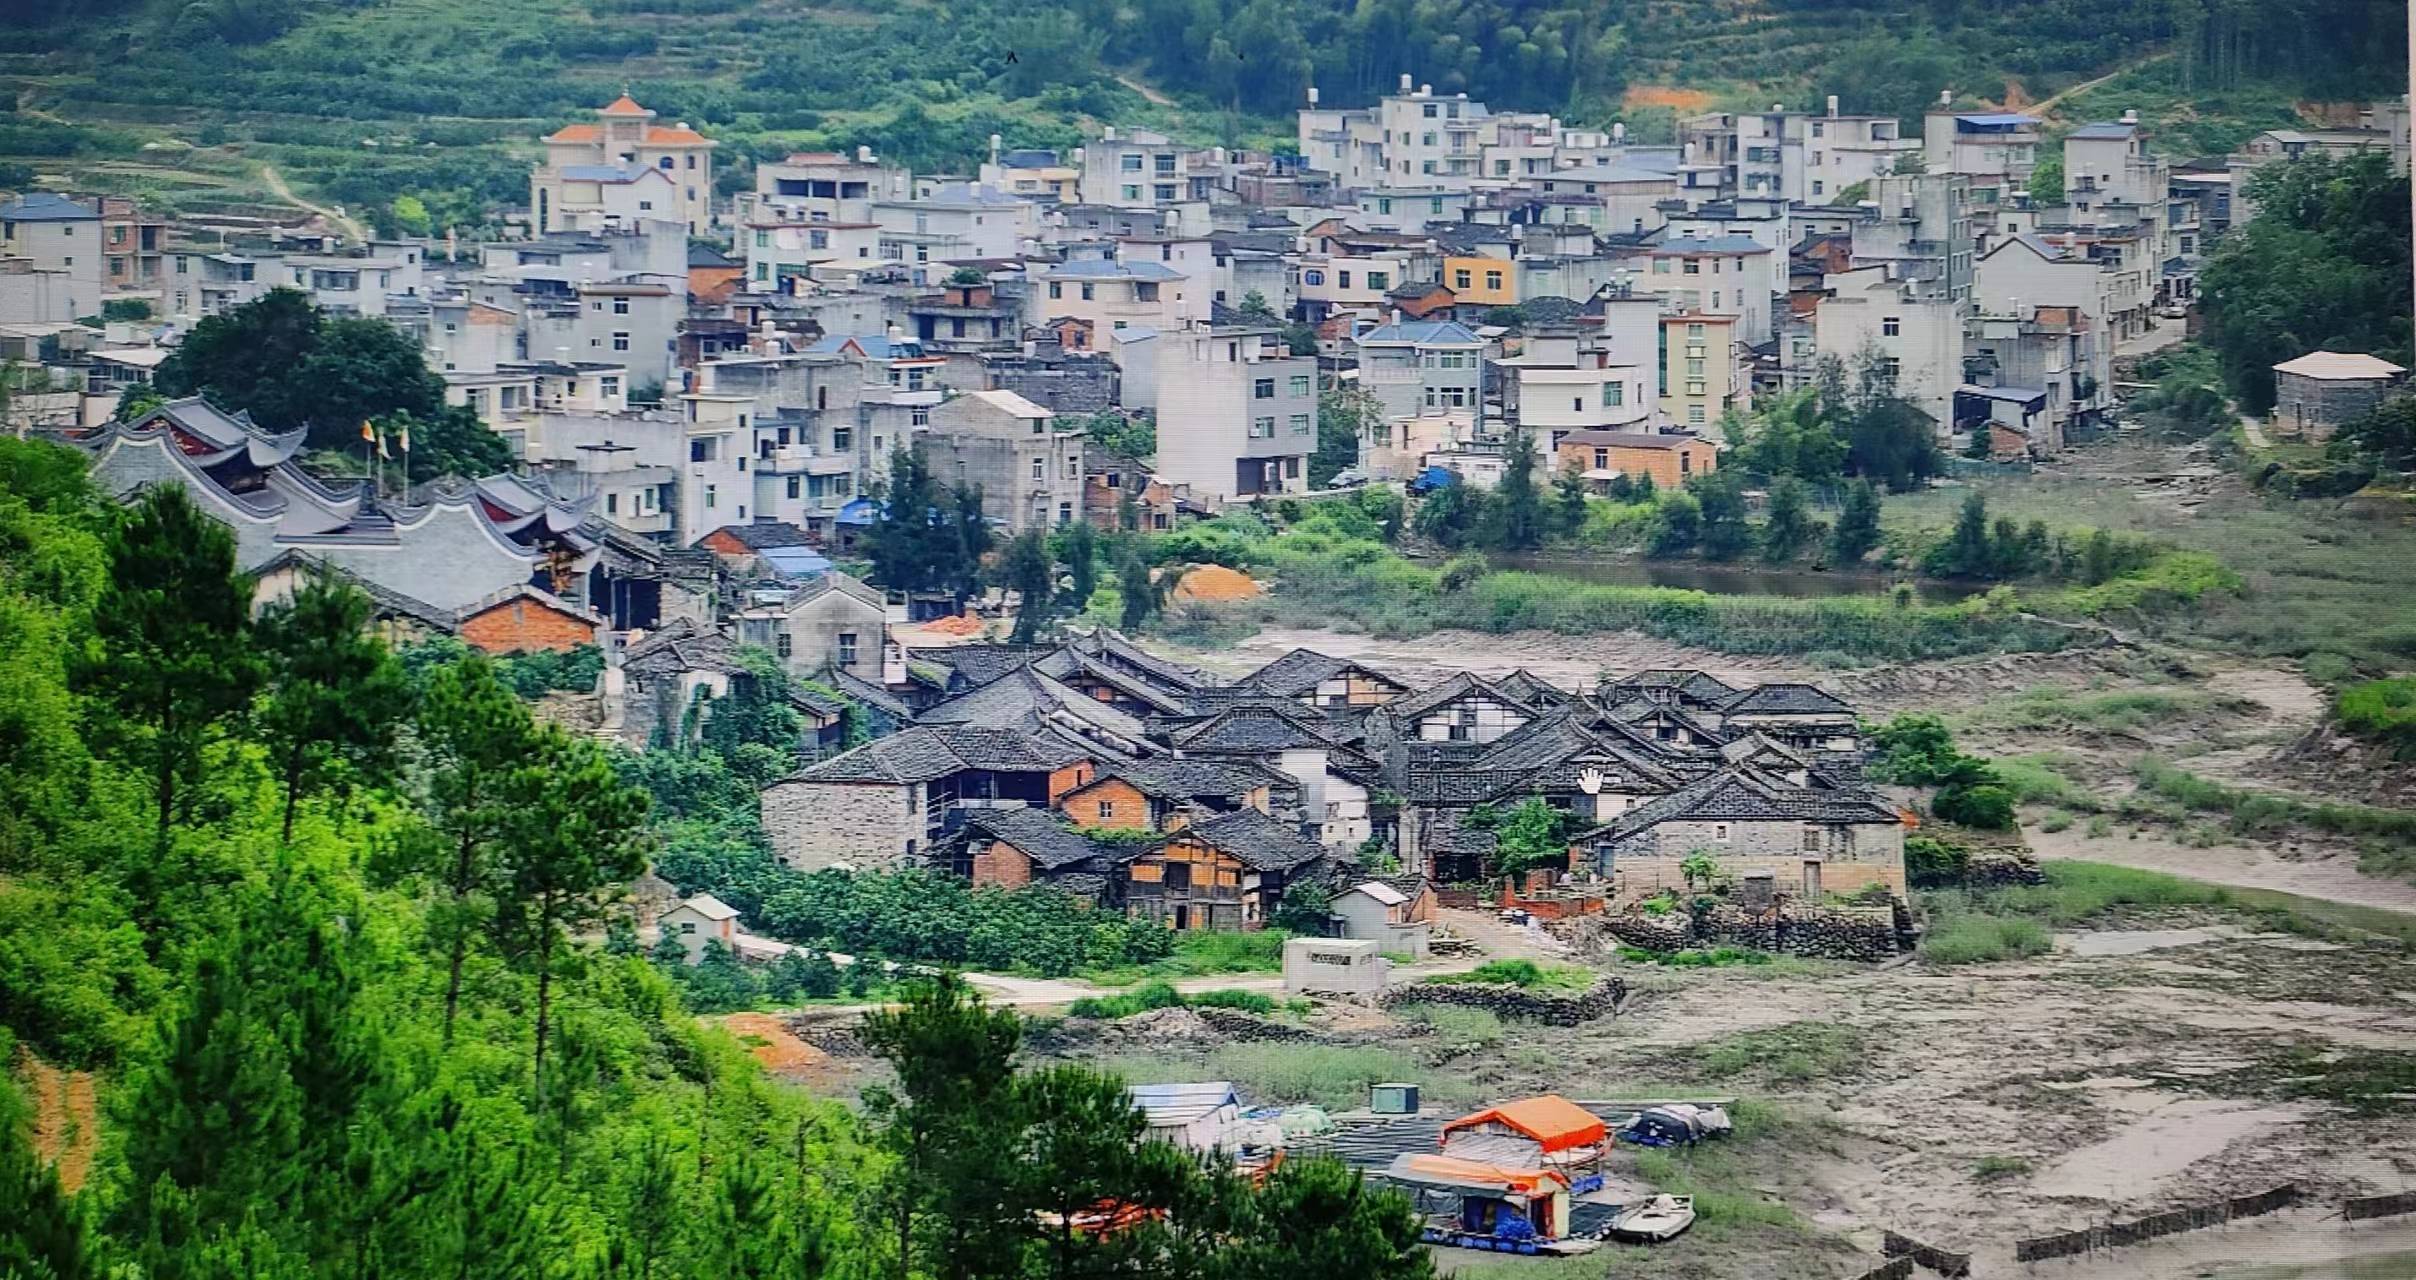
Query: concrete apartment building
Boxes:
[
  {"xmin": 1815, "ymin": 263, "xmax": 1964, "ymax": 431},
  {"xmin": 742, "ymin": 149, "xmax": 909, "ymax": 226},
  {"xmin": 1491, "ymin": 326, "xmax": 1655, "ymax": 442},
  {"xmin": 871, "ymin": 183, "xmax": 1035, "ymax": 272},
  {"xmin": 0, "ymin": 194, "xmax": 103, "ymax": 322},
  {"xmin": 1035, "ymin": 257, "xmax": 1199, "ymax": 333},
  {"xmin": 1078, "ymin": 128, "xmax": 1213, "ymax": 235},
  {"xmin": 743, "ymin": 219, "xmax": 883, "ymax": 293},
  {"xmin": 1353, "ymin": 316, "xmax": 1487, "ymax": 429},
  {"xmin": 1153, "ymin": 322, "xmax": 1319, "ymax": 502},
  {"xmin": 1661, "ymin": 312, "xmax": 1743, "ymax": 432},
  {"xmin": 1922, "ymin": 107, "xmax": 2042, "ymax": 202},
  {"xmin": 920, "ymin": 389, "xmax": 1087, "ymax": 532},
  {"xmin": 1679, "ymin": 100, "xmax": 1917, "ymax": 204},
  {"xmin": 1623, "ymin": 234, "xmax": 1777, "ymax": 345},
  {"xmin": 531, "ymin": 95, "xmax": 715, "ymax": 234}
]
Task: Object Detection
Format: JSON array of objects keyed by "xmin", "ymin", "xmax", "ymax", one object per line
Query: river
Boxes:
[{"xmin": 1485, "ymin": 553, "xmax": 1989, "ymax": 604}]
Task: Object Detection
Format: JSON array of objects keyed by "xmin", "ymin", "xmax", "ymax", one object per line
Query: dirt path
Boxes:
[
  {"xmin": 1116, "ymin": 74, "xmax": 1175, "ymax": 107},
  {"xmin": 2032, "ymin": 50, "xmax": 2173, "ymax": 116},
  {"xmin": 14, "ymin": 1050, "xmax": 97, "ymax": 1192},
  {"xmin": 258, "ymin": 163, "xmax": 366, "ymax": 242},
  {"xmin": 2027, "ymin": 824, "xmax": 2416, "ymax": 914}
]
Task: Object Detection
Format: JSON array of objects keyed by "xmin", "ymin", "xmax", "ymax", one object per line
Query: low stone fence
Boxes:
[
  {"xmin": 2344, "ymin": 1190, "xmax": 2416, "ymax": 1221},
  {"xmin": 2012, "ymin": 1184, "xmax": 2300, "ymax": 1263},
  {"xmin": 1851, "ymin": 1259, "xmax": 1914, "ymax": 1280},
  {"xmin": 1191, "ymin": 1005, "xmax": 1313, "ymax": 1042},
  {"xmin": 1598, "ymin": 904, "xmax": 1902, "ymax": 962},
  {"xmin": 1963, "ymin": 849, "xmax": 2046, "ymax": 887},
  {"xmin": 1381, "ymin": 975, "xmax": 1623, "ymax": 1026},
  {"xmin": 1880, "ymin": 1230, "xmax": 1971, "ymax": 1277}
]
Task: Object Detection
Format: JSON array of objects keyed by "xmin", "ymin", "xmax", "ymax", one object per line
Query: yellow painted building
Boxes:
[
  {"xmin": 1443, "ymin": 255, "xmax": 1515, "ymax": 306},
  {"xmin": 1660, "ymin": 313, "xmax": 1742, "ymax": 432}
]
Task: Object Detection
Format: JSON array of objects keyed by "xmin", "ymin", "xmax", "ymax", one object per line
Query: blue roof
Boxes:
[
  {"xmin": 0, "ymin": 193, "xmax": 98, "ymax": 222},
  {"xmin": 1046, "ymin": 258, "xmax": 1185, "ymax": 281},
  {"xmin": 1955, "ymin": 113, "xmax": 2039, "ymax": 129},
  {"xmin": 835, "ymin": 497, "xmax": 882, "ymax": 526},
  {"xmin": 1358, "ymin": 319, "xmax": 1483, "ymax": 346},
  {"xmin": 761, "ymin": 547, "xmax": 835, "ymax": 578},
  {"xmin": 805, "ymin": 334, "xmax": 928, "ymax": 360}
]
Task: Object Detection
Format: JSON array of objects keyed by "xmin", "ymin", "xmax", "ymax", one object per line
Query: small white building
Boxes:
[
  {"xmin": 656, "ymin": 893, "xmax": 740, "ymax": 964},
  {"xmin": 1329, "ymin": 881, "xmax": 1432, "ymax": 958},
  {"xmin": 1283, "ymin": 936, "xmax": 1388, "ymax": 996}
]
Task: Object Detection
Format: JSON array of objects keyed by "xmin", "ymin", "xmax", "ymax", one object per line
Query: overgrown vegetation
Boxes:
[
  {"xmin": 1066, "ymin": 980, "xmax": 1279, "ymax": 1019},
  {"xmin": 1432, "ymin": 959, "xmax": 1597, "ymax": 992},
  {"xmin": 2335, "ymin": 677, "xmax": 2416, "ymax": 757}
]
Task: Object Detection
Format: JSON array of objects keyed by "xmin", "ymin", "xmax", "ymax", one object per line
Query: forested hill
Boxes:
[{"xmin": 0, "ymin": 0, "xmax": 2404, "ymax": 229}]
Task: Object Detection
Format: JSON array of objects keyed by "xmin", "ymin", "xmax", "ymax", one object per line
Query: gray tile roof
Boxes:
[
  {"xmin": 963, "ymin": 807, "xmax": 1106, "ymax": 870},
  {"xmin": 1577, "ymin": 766, "xmax": 1899, "ymax": 842},
  {"xmin": 1240, "ymin": 648, "xmax": 1402, "ymax": 698},
  {"xmin": 1382, "ymin": 671, "xmax": 1526, "ymax": 725},
  {"xmin": 1170, "ymin": 808, "xmax": 1327, "ymax": 872},
  {"xmin": 0, "ymin": 193, "xmax": 99, "ymax": 222},
  {"xmin": 911, "ymin": 643, "xmax": 1054, "ymax": 688},
  {"xmin": 1102, "ymin": 758, "xmax": 1280, "ymax": 802},
  {"xmin": 1171, "ymin": 704, "xmax": 1341, "ymax": 752},
  {"xmin": 1357, "ymin": 319, "xmax": 1483, "ymax": 346},
  {"xmin": 1721, "ymin": 682, "xmax": 1853, "ymax": 716},
  {"xmin": 792, "ymin": 725, "xmax": 1087, "ymax": 784},
  {"xmin": 1601, "ymin": 669, "xmax": 1738, "ymax": 705}
]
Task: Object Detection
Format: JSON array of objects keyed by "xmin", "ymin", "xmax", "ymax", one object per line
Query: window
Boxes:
[
  {"xmin": 1714, "ymin": 823, "xmax": 1731, "ymax": 843},
  {"xmin": 1606, "ymin": 384, "xmax": 1623, "ymax": 407},
  {"xmin": 1652, "ymin": 258, "xmax": 1672, "ymax": 274},
  {"xmin": 1121, "ymin": 154, "xmax": 1143, "ymax": 173},
  {"xmin": 1878, "ymin": 356, "xmax": 1901, "ymax": 380},
  {"xmin": 689, "ymin": 439, "xmax": 714, "ymax": 462},
  {"xmin": 1080, "ymin": 283, "xmax": 1095, "ymax": 301},
  {"xmin": 1812, "ymin": 180, "xmax": 1825, "ymax": 196},
  {"xmin": 1253, "ymin": 377, "xmax": 1275, "ymax": 399},
  {"xmin": 1687, "ymin": 358, "xmax": 1705, "ymax": 376},
  {"xmin": 910, "ymin": 408, "xmax": 929, "ymax": 428},
  {"xmin": 606, "ymin": 493, "xmax": 619, "ymax": 514},
  {"xmin": 1420, "ymin": 132, "xmax": 1436, "ymax": 147},
  {"xmin": 1284, "ymin": 457, "xmax": 1301, "ymax": 478},
  {"xmin": 1122, "ymin": 184, "xmax": 1141, "ymax": 201},
  {"xmin": 1682, "ymin": 259, "xmax": 1700, "ymax": 275},
  {"xmin": 612, "ymin": 296, "xmax": 630, "ymax": 315},
  {"xmin": 1572, "ymin": 396, "xmax": 1585, "ymax": 413},
  {"xmin": 1592, "ymin": 447, "xmax": 1609, "ymax": 469},
  {"xmin": 776, "ymin": 633, "xmax": 793, "ymax": 658},
  {"xmin": 1422, "ymin": 103, "xmax": 1438, "ymax": 118},
  {"xmin": 1302, "ymin": 269, "xmax": 1324, "ymax": 286},
  {"xmin": 1153, "ymin": 153, "xmax": 1176, "ymax": 175},
  {"xmin": 1485, "ymin": 270, "xmax": 1503, "ymax": 291},
  {"xmin": 1154, "ymin": 184, "xmax": 1177, "ymax": 202},
  {"xmin": 1454, "ymin": 269, "xmax": 1472, "ymax": 290},
  {"xmin": 1688, "ymin": 322, "xmax": 1705, "ymax": 338},
  {"xmin": 1249, "ymin": 416, "xmax": 1275, "ymax": 438},
  {"xmin": 1680, "ymin": 451, "xmax": 1693, "ymax": 474},
  {"xmin": 1686, "ymin": 380, "xmax": 1707, "ymax": 396},
  {"xmin": 1881, "ymin": 316, "xmax": 1901, "ymax": 337},
  {"xmin": 837, "ymin": 633, "xmax": 859, "ymax": 666},
  {"xmin": 1057, "ymin": 501, "xmax": 1073, "ymax": 524},
  {"xmin": 658, "ymin": 156, "xmax": 673, "ymax": 169},
  {"xmin": 1687, "ymin": 405, "xmax": 1707, "ymax": 425},
  {"xmin": 1366, "ymin": 270, "xmax": 1390, "ymax": 291},
  {"xmin": 1289, "ymin": 374, "xmax": 1311, "ymax": 397},
  {"xmin": 1289, "ymin": 414, "xmax": 1310, "ymax": 435},
  {"xmin": 612, "ymin": 332, "xmax": 630, "ymax": 351},
  {"xmin": 1337, "ymin": 270, "xmax": 1351, "ymax": 289},
  {"xmin": 1097, "ymin": 800, "xmax": 1115, "ymax": 821},
  {"xmin": 601, "ymin": 376, "xmax": 620, "ymax": 398},
  {"xmin": 1031, "ymin": 457, "xmax": 1045, "ymax": 481},
  {"xmin": 786, "ymin": 476, "xmax": 801, "ymax": 498},
  {"xmin": 704, "ymin": 484, "xmax": 717, "ymax": 508},
  {"xmin": 1048, "ymin": 281, "xmax": 1062, "ymax": 299}
]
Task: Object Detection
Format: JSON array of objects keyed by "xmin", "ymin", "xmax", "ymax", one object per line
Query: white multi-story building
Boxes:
[
  {"xmin": 1035, "ymin": 257, "xmax": 1198, "ymax": 334},
  {"xmin": 532, "ymin": 95, "xmax": 715, "ymax": 235},
  {"xmin": 1353, "ymin": 316, "xmax": 1486, "ymax": 429},
  {"xmin": 0, "ymin": 194, "xmax": 103, "ymax": 321},
  {"xmin": 1152, "ymin": 322, "xmax": 1319, "ymax": 502},
  {"xmin": 1491, "ymin": 327, "xmax": 1654, "ymax": 442},
  {"xmin": 1679, "ymin": 100, "xmax": 1917, "ymax": 205},
  {"xmin": 1079, "ymin": 128, "xmax": 1214, "ymax": 231},
  {"xmin": 872, "ymin": 183, "xmax": 1035, "ymax": 274},
  {"xmin": 1619, "ymin": 234, "xmax": 1777, "ymax": 346},
  {"xmin": 1923, "ymin": 106, "xmax": 2043, "ymax": 192},
  {"xmin": 742, "ymin": 149, "xmax": 909, "ymax": 225},
  {"xmin": 741, "ymin": 219, "xmax": 884, "ymax": 294},
  {"xmin": 1815, "ymin": 264, "xmax": 1965, "ymax": 431}
]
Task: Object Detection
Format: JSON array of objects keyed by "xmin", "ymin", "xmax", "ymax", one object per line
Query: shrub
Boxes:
[
  {"xmin": 1903, "ymin": 836, "xmax": 1969, "ymax": 889},
  {"xmin": 1066, "ymin": 980, "xmax": 1183, "ymax": 1019},
  {"xmin": 1187, "ymin": 988, "xmax": 1277, "ymax": 1014},
  {"xmin": 1442, "ymin": 959, "xmax": 1596, "ymax": 991},
  {"xmin": 2337, "ymin": 677, "xmax": 2416, "ymax": 757},
  {"xmin": 1921, "ymin": 915, "xmax": 2051, "ymax": 965},
  {"xmin": 1395, "ymin": 1003, "xmax": 1505, "ymax": 1046},
  {"xmin": 1935, "ymin": 783, "xmax": 2016, "ymax": 830}
]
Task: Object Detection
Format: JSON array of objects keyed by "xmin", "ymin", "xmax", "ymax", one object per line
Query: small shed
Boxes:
[
  {"xmin": 1383, "ymin": 1153, "xmax": 1574, "ymax": 1242},
  {"xmin": 1282, "ymin": 936, "xmax": 1387, "ymax": 996},
  {"xmin": 1127, "ymin": 1081, "xmax": 1242, "ymax": 1151},
  {"xmin": 1439, "ymin": 1095, "xmax": 1608, "ymax": 1180},
  {"xmin": 656, "ymin": 893, "xmax": 739, "ymax": 964},
  {"xmin": 1330, "ymin": 879, "xmax": 1433, "ymax": 958},
  {"xmin": 2272, "ymin": 351, "xmax": 2404, "ymax": 440}
]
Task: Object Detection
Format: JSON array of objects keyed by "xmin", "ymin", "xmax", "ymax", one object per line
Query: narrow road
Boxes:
[
  {"xmin": 2032, "ymin": 50, "xmax": 2173, "ymax": 116},
  {"xmin": 258, "ymin": 163, "xmax": 367, "ymax": 242},
  {"xmin": 1116, "ymin": 74, "xmax": 1175, "ymax": 108}
]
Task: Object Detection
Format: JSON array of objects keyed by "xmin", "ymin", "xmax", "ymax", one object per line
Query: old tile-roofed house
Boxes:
[
  {"xmin": 1379, "ymin": 671, "xmax": 1538, "ymax": 747},
  {"xmin": 605, "ymin": 618, "xmax": 851, "ymax": 755},
  {"xmin": 951, "ymin": 806, "xmax": 1114, "ymax": 894},
  {"xmin": 1165, "ymin": 702, "xmax": 1382, "ymax": 850},
  {"xmin": 1571, "ymin": 765, "xmax": 1907, "ymax": 899},
  {"xmin": 732, "ymin": 570, "xmax": 887, "ymax": 683},
  {"xmin": 1035, "ymin": 647, "xmax": 1197, "ymax": 718},
  {"xmin": 1059, "ymin": 758, "xmax": 1285, "ymax": 833},
  {"xmin": 1116, "ymin": 808, "xmax": 1333, "ymax": 931},
  {"xmin": 1237, "ymin": 647, "xmax": 1410, "ymax": 710},
  {"xmin": 760, "ymin": 725, "xmax": 1097, "ymax": 872},
  {"xmin": 1600, "ymin": 668, "xmax": 1739, "ymax": 709},
  {"xmin": 918, "ymin": 665, "xmax": 1152, "ymax": 762},
  {"xmin": 1716, "ymin": 682, "xmax": 1859, "ymax": 755}
]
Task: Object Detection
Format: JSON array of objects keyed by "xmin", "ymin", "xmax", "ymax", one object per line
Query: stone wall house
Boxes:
[
  {"xmin": 1573, "ymin": 765, "xmax": 1909, "ymax": 901},
  {"xmin": 760, "ymin": 725, "xmax": 1096, "ymax": 871},
  {"xmin": 2271, "ymin": 351, "xmax": 2404, "ymax": 440},
  {"xmin": 920, "ymin": 389, "xmax": 1088, "ymax": 533},
  {"xmin": 731, "ymin": 571, "xmax": 887, "ymax": 682}
]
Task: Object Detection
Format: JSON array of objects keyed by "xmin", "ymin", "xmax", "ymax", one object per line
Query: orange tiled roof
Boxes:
[
  {"xmin": 547, "ymin": 124, "xmax": 602, "ymax": 143},
  {"xmin": 600, "ymin": 94, "xmax": 649, "ymax": 116},
  {"xmin": 645, "ymin": 125, "xmax": 712, "ymax": 146}
]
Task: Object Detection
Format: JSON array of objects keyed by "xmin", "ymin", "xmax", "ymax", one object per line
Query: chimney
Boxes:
[{"xmin": 1827, "ymin": 95, "xmax": 1840, "ymax": 118}]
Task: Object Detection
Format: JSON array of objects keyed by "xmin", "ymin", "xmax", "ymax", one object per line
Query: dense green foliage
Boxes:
[
  {"xmin": 2200, "ymin": 152, "xmax": 2412, "ymax": 414},
  {"xmin": 2336, "ymin": 677, "xmax": 2416, "ymax": 757},
  {"xmin": 866, "ymin": 446, "xmax": 991, "ymax": 604},
  {"xmin": 1865, "ymin": 714, "xmax": 2015, "ymax": 830},
  {"xmin": 0, "ymin": 436, "xmax": 1436, "ymax": 1278},
  {"xmin": 152, "ymin": 289, "xmax": 509, "ymax": 474}
]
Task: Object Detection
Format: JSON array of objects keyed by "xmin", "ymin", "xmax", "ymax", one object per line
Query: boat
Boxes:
[{"xmin": 1607, "ymin": 1195, "xmax": 1697, "ymax": 1243}]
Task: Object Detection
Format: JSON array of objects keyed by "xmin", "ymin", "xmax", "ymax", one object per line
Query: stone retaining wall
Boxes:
[{"xmin": 1382, "ymin": 976, "xmax": 1623, "ymax": 1026}]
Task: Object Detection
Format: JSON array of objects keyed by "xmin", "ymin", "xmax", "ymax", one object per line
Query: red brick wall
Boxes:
[
  {"xmin": 458, "ymin": 598, "xmax": 596, "ymax": 654},
  {"xmin": 698, "ymin": 529, "xmax": 749, "ymax": 559},
  {"xmin": 970, "ymin": 840, "xmax": 1033, "ymax": 889},
  {"xmin": 1046, "ymin": 762, "xmax": 1097, "ymax": 805}
]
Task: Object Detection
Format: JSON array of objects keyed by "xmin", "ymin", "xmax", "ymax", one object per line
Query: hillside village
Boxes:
[{"xmin": 5, "ymin": 38, "xmax": 2416, "ymax": 1280}]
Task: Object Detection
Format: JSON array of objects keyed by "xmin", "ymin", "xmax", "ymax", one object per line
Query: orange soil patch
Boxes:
[
  {"xmin": 919, "ymin": 612, "xmax": 988, "ymax": 637},
  {"xmin": 1173, "ymin": 564, "xmax": 1263, "ymax": 603},
  {"xmin": 2000, "ymin": 78, "xmax": 2034, "ymax": 110},
  {"xmin": 1624, "ymin": 85, "xmax": 1715, "ymax": 112},
  {"xmin": 14, "ymin": 1049, "xmax": 98, "ymax": 1192},
  {"xmin": 718, "ymin": 1012, "xmax": 831, "ymax": 1077}
]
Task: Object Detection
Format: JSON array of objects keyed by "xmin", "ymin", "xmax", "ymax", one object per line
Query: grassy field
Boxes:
[{"xmin": 1882, "ymin": 467, "xmax": 2416, "ymax": 671}]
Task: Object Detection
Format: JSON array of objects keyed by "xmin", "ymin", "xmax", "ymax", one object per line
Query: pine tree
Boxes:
[
  {"xmin": 1552, "ymin": 466, "xmax": 1588, "ymax": 539},
  {"xmin": 1056, "ymin": 520, "xmax": 1098, "ymax": 609},
  {"xmin": 0, "ymin": 1066, "xmax": 97, "ymax": 1280},
  {"xmin": 1000, "ymin": 530, "xmax": 1057, "ymax": 644},
  {"xmin": 493, "ymin": 726, "xmax": 649, "ymax": 1101},
  {"xmin": 254, "ymin": 571, "xmax": 412, "ymax": 843},
  {"xmin": 859, "ymin": 975, "xmax": 1026, "ymax": 1280},
  {"xmin": 417, "ymin": 656, "xmax": 539, "ymax": 1045},
  {"xmin": 1828, "ymin": 479, "xmax": 1883, "ymax": 564},
  {"xmin": 71, "ymin": 485, "xmax": 265, "ymax": 854},
  {"xmin": 1693, "ymin": 472, "xmax": 1752, "ymax": 561},
  {"xmin": 1928, "ymin": 492, "xmax": 1992, "ymax": 578},
  {"xmin": 1117, "ymin": 551, "xmax": 1160, "ymax": 632},
  {"xmin": 1491, "ymin": 430, "xmax": 1545, "ymax": 550}
]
